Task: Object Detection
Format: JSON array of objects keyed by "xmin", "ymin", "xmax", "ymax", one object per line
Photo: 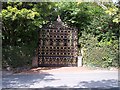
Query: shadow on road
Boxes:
[
  {"xmin": 1, "ymin": 87, "xmax": 120, "ymax": 90},
  {"xmin": 1, "ymin": 79, "xmax": 120, "ymax": 89},
  {"xmin": 73, "ymin": 79, "xmax": 119, "ymax": 88},
  {"xmin": 2, "ymin": 71, "xmax": 55, "ymax": 88}
]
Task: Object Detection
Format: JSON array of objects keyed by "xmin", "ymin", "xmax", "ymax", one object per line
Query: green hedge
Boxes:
[
  {"xmin": 2, "ymin": 43, "xmax": 37, "ymax": 68},
  {"xmin": 81, "ymin": 33, "xmax": 119, "ymax": 68}
]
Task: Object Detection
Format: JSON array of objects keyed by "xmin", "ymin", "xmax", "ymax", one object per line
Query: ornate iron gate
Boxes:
[{"xmin": 38, "ymin": 16, "xmax": 78, "ymax": 67}]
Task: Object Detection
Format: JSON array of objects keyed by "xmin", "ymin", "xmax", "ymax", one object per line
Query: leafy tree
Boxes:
[
  {"xmin": 2, "ymin": 2, "xmax": 58, "ymax": 68},
  {"xmin": 58, "ymin": 2, "xmax": 119, "ymax": 67}
]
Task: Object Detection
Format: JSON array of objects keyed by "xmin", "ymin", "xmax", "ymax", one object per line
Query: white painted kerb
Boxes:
[{"xmin": 78, "ymin": 56, "xmax": 82, "ymax": 67}]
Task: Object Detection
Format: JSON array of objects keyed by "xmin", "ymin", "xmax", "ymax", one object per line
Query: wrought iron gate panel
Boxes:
[{"xmin": 38, "ymin": 16, "xmax": 78, "ymax": 67}]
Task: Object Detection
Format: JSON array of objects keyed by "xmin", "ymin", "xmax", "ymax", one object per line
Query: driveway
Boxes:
[{"xmin": 2, "ymin": 67, "xmax": 119, "ymax": 89}]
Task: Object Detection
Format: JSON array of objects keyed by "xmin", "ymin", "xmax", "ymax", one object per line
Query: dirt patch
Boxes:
[
  {"xmin": 18, "ymin": 66, "xmax": 95, "ymax": 74},
  {"xmin": 11, "ymin": 66, "xmax": 118, "ymax": 74}
]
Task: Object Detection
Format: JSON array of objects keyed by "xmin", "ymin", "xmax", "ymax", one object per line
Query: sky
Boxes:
[{"xmin": 112, "ymin": 0, "xmax": 119, "ymax": 3}]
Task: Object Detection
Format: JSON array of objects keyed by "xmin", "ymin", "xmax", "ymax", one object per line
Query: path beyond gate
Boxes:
[{"xmin": 38, "ymin": 15, "xmax": 78, "ymax": 67}]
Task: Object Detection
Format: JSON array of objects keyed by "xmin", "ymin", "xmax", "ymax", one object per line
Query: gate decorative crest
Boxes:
[{"xmin": 38, "ymin": 15, "xmax": 78, "ymax": 67}]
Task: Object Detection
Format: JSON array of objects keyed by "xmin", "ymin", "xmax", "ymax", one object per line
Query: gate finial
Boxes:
[{"xmin": 57, "ymin": 15, "xmax": 61, "ymax": 22}]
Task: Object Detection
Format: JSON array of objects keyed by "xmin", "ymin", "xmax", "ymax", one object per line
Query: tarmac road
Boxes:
[{"xmin": 2, "ymin": 69, "xmax": 119, "ymax": 89}]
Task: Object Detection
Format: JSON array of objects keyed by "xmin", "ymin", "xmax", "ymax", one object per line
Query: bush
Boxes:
[
  {"xmin": 2, "ymin": 43, "xmax": 37, "ymax": 68},
  {"xmin": 81, "ymin": 33, "xmax": 119, "ymax": 68}
]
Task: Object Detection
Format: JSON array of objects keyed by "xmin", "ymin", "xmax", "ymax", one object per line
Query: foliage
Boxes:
[
  {"xmin": 58, "ymin": 2, "xmax": 119, "ymax": 68},
  {"xmin": 105, "ymin": 3, "xmax": 120, "ymax": 23},
  {"xmin": 2, "ymin": 2, "xmax": 58, "ymax": 68},
  {"xmin": 2, "ymin": 2, "xmax": 119, "ymax": 68},
  {"xmin": 2, "ymin": 44, "xmax": 36, "ymax": 68},
  {"xmin": 2, "ymin": 2, "xmax": 58, "ymax": 46},
  {"xmin": 81, "ymin": 33, "xmax": 118, "ymax": 68}
]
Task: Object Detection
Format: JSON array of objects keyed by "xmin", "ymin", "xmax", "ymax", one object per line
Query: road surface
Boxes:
[{"xmin": 2, "ymin": 67, "xmax": 120, "ymax": 88}]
